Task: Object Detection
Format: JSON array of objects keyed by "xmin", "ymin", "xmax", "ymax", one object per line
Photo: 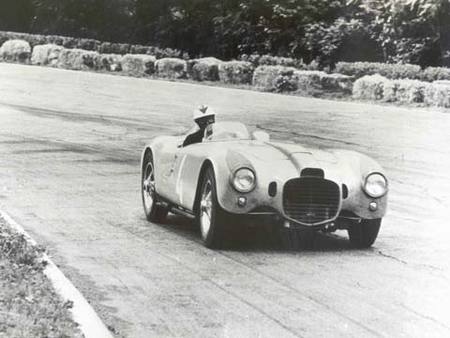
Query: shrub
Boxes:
[
  {"xmin": 98, "ymin": 42, "xmax": 112, "ymax": 54},
  {"xmin": 31, "ymin": 44, "xmax": 64, "ymax": 66},
  {"xmin": 155, "ymin": 58, "xmax": 187, "ymax": 79},
  {"xmin": 258, "ymin": 55, "xmax": 303, "ymax": 68},
  {"xmin": 121, "ymin": 54, "xmax": 156, "ymax": 76},
  {"xmin": 238, "ymin": 53, "xmax": 261, "ymax": 66},
  {"xmin": 76, "ymin": 38, "xmax": 100, "ymax": 51},
  {"xmin": 395, "ymin": 80, "xmax": 430, "ymax": 104},
  {"xmin": 99, "ymin": 41, "xmax": 131, "ymax": 54},
  {"xmin": 421, "ymin": 67, "xmax": 450, "ymax": 82},
  {"xmin": 46, "ymin": 35, "xmax": 65, "ymax": 46},
  {"xmin": 0, "ymin": 31, "xmax": 9, "ymax": 46},
  {"xmin": 129, "ymin": 44, "xmax": 150, "ymax": 55},
  {"xmin": 218, "ymin": 61, "xmax": 253, "ymax": 84},
  {"xmin": 352, "ymin": 74, "xmax": 388, "ymax": 100},
  {"xmin": 61, "ymin": 36, "xmax": 78, "ymax": 49},
  {"xmin": 319, "ymin": 73, "xmax": 353, "ymax": 93},
  {"xmin": 253, "ymin": 66, "xmax": 297, "ymax": 92},
  {"xmin": 252, "ymin": 66, "xmax": 335, "ymax": 93},
  {"xmin": 0, "ymin": 30, "xmax": 185, "ymax": 61},
  {"xmin": 0, "ymin": 39, "xmax": 31, "ymax": 63},
  {"xmin": 99, "ymin": 53, "xmax": 123, "ymax": 72},
  {"xmin": 57, "ymin": 48, "xmax": 101, "ymax": 70},
  {"xmin": 425, "ymin": 82, "xmax": 450, "ymax": 108},
  {"xmin": 353, "ymin": 74, "xmax": 434, "ymax": 104},
  {"xmin": 336, "ymin": 62, "xmax": 422, "ymax": 80},
  {"xmin": 239, "ymin": 53, "xmax": 306, "ymax": 69},
  {"xmin": 188, "ymin": 57, "xmax": 221, "ymax": 81}
]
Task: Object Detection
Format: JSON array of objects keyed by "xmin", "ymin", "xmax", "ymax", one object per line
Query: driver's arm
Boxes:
[{"xmin": 183, "ymin": 129, "xmax": 203, "ymax": 147}]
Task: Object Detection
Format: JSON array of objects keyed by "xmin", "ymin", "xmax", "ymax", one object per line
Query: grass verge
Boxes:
[{"xmin": 0, "ymin": 215, "xmax": 82, "ymax": 337}]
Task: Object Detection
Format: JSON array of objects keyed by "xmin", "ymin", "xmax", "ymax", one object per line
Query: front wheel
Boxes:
[
  {"xmin": 198, "ymin": 167, "xmax": 226, "ymax": 249},
  {"xmin": 348, "ymin": 218, "xmax": 381, "ymax": 248},
  {"xmin": 141, "ymin": 152, "xmax": 168, "ymax": 223}
]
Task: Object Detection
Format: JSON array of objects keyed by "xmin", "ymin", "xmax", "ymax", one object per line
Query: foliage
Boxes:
[
  {"xmin": 421, "ymin": 66, "xmax": 450, "ymax": 82},
  {"xmin": 352, "ymin": 73, "xmax": 450, "ymax": 107},
  {"xmin": 0, "ymin": 218, "xmax": 82, "ymax": 338},
  {"xmin": 348, "ymin": 0, "xmax": 450, "ymax": 67},
  {"xmin": 218, "ymin": 60, "xmax": 254, "ymax": 84},
  {"xmin": 304, "ymin": 17, "xmax": 381, "ymax": 68},
  {"xmin": 0, "ymin": 0, "xmax": 449, "ymax": 67},
  {"xmin": 336, "ymin": 61, "xmax": 422, "ymax": 79},
  {"xmin": 336, "ymin": 61, "xmax": 450, "ymax": 82}
]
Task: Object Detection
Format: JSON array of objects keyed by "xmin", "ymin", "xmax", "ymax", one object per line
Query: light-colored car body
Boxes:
[{"xmin": 141, "ymin": 121, "xmax": 388, "ymax": 229}]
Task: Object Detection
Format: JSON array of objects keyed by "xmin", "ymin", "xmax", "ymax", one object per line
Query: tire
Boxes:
[
  {"xmin": 348, "ymin": 218, "xmax": 381, "ymax": 248},
  {"xmin": 141, "ymin": 151, "xmax": 168, "ymax": 223},
  {"xmin": 279, "ymin": 227, "xmax": 316, "ymax": 251},
  {"xmin": 197, "ymin": 167, "xmax": 226, "ymax": 249}
]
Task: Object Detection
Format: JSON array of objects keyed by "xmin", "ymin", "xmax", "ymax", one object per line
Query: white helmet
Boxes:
[{"xmin": 193, "ymin": 104, "xmax": 215, "ymax": 121}]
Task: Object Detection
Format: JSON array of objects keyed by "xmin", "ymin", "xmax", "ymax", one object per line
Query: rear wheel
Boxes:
[
  {"xmin": 141, "ymin": 151, "xmax": 168, "ymax": 223},
  {"xmin": 348, "ymin": 218, "xmax": 381, "ymax": 248},
  {"xmin": 198, "ymin": 167, "xmax": 226, "ymax": 249}
]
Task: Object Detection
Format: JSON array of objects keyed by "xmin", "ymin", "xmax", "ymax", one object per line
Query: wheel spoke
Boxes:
[
  {"xmin": 200, "ymin": 179, "xmax": 213, "ymax": 238},
  {"xmin": 205, "ymin": 190, "xmax": 211, "ymax": 202},
  {"xmin": 142, "ymin": 161, "xmax": 155, "ymax": 211}
]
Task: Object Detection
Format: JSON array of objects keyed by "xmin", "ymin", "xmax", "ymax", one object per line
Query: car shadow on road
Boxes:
[{"xmin": 160, "ymin": 214, "xmax": 355, "ymax": 253}]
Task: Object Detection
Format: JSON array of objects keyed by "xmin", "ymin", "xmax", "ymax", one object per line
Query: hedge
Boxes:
[
  {"xmin": 425, "ymin": 82, "xmax": 450, "ymax": 108},
  {"xmin": 218, "ymin": 61, "xmax": 254, "ymax": 84},
  {"xmin": 0, "ymin": 39, "xmax": 31, "ymax": 63},
  {"xmin": 253, "ymin": 65, "xmax": 299, "ymax": 92},
  {"xmin": 188, "ymin": 57, "xmax": 221, "ymax": 81},
  {"xmin": 99, "ymin": 53, "xmax": 122, "ymax": 72},
  {"xmin": 0, "ymin": 30, "xmax": 184, "ymax": 59},
  {"xmin": 351, "ymin": 74, "xmax": 450, "ymax": 107},
  {"xmin": 421, "ymin": 67, "xmax": 450, "ymax": 82},
  {"xmin": 155, "ymin": 58, "xmax": 187, "ymax": 79},
  {"xmin": 353, "ymin": 75, "xmax": 387, "ymax": 101},
  {"xmin": 1, "ymin": 37, "xmax": 447, "ymax": 109},
  {"xmin": 336, "ymin": 61, "xmax": 450, "ymax": 83},
  {"xmin": 336, "ymin": 62, "xmax": 422, "ymax": 80},
  {"xmin": 121, "ymin": 54, "xmax": 156, "ymax": 76},
  {"xmin": 253, "ymin": 65, "xmax": 352, "ymax": 93},
  {"xmin": 57, "ymin": 48, "xmax": 101, "ymax": 70},
  {"xmin": 31, "ymin": 44, "xmax": 63, "ymax": 66}
]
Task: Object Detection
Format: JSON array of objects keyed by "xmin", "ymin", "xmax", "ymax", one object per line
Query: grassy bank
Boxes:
[{"xmin": 0, "ymin": 216, "xmax": 82, "ymax": 337}]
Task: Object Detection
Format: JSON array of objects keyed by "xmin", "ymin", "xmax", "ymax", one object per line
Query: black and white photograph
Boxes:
[{"xmin": 0, "ymin": 0, "xmax": 449, "ymax": 337}]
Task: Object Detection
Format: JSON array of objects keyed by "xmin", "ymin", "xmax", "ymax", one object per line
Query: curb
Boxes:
[{"xmin": 0, "ymin": 210, "xmax": 114, "ymax": 338}]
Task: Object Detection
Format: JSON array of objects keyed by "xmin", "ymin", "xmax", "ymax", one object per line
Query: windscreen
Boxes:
[{"xmin": 205, "ymin": 121, "xmax": 250, "ymax": 141}]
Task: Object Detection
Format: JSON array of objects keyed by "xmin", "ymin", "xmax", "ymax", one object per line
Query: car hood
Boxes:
[
  {"xmin": 222, "ymin": 140, "xmax": 338, "ymax": 168},
  {"xmin": 217, "ymin": 139, "xmax": 378, "ymax": 185}
]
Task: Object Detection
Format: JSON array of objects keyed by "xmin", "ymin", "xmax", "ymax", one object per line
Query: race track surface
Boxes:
[{"xmin": 0, "ymin": 63, "xmax": 449, "ymax": 337}]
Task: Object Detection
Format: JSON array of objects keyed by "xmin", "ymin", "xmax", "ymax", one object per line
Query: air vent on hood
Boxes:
[{"xmin": 301, "ymin": 168, "xmax": 324, "ymax": 178}]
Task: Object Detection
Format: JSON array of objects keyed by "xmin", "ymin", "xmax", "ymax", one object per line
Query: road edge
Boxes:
[{"xmin": 0, "ymin": 210, "xmax": 113, "ymax": 338}]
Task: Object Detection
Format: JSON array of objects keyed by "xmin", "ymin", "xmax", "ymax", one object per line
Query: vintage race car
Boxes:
[{"xmin": 141, "ymin": 121, "xmax": 388, "ymax": 249}]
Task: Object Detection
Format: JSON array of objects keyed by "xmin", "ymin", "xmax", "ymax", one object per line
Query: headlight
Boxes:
[
  {"xmin": 232, "ymin": 168, "xmax": 256, "ymax": 193},
  {"xmin": 363, "ymin": 173, "xmax": 388, "ymax": 198}
]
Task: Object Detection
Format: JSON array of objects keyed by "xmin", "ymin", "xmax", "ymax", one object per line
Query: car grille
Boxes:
[{"xmin": 283, "ymin": 177, "xmax": 340, "ymax": 224}]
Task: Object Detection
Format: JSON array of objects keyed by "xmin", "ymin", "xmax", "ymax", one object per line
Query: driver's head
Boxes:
[{"xmin": 193, "ymin": 105, "xmax": 216, "ymax": 129}]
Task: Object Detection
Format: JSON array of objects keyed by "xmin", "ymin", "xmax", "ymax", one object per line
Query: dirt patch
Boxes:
[{"xmin": 0, "ymin": 216, "xmax": 82, "ymax": 337}]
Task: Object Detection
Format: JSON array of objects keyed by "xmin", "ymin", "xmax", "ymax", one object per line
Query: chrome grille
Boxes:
[{"xmin": 283, "ymin": 177, "xmax": 340, "ymax": 224}]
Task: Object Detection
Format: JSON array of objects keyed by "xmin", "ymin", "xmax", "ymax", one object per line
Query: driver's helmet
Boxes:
[{"xmin": 193, "ymin": 104, "xmax": 216, "ymax": 122}]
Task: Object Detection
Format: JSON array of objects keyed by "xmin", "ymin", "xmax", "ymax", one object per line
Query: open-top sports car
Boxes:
[{"xmin": 141, "ymin": 121, "xmax": 388, "ymax": 249}]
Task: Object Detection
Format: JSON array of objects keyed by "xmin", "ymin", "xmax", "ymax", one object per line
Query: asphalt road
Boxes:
[{"xmin": 0, "ymin": 63, "xmax": 449, "ymax": 338}]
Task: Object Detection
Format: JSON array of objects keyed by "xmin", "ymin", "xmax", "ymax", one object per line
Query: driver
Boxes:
[{"xmin": 182, "ymin": 105, "xmax": 216, "ymax": 147}]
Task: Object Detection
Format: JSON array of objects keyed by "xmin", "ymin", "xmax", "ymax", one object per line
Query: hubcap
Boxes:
[
  {"xmin": 143, "ymin": 162, "xmax": 155, "ymax": 212},
  {"xmin": 200, "ymin": 180, "xmax": 213, "ymax": 239}
]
